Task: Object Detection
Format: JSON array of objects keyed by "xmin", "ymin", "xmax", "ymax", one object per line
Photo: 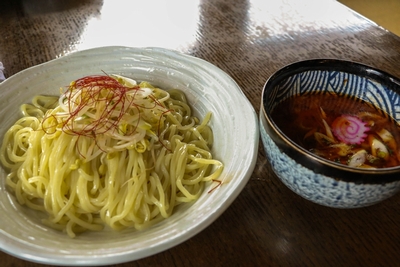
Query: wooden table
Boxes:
[{"xmin": 1, "ymin": 0, "xmax": 400, "ymax": 266}]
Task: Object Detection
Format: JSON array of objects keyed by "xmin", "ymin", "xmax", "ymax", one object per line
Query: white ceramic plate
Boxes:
[{"xmin": 0, "ymin": 46, "xmax": 258, "ymax": 265}]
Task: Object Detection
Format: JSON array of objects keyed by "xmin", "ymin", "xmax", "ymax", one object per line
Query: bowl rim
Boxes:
[{"xmin": 261, "ymin": 58, "xmax": 400, "ymax": 183}]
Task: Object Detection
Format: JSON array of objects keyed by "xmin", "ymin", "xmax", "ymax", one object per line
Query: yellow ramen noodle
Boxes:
[{"xmin": 0, "ymin": 74, "xmax": 223, "ymax": 237}]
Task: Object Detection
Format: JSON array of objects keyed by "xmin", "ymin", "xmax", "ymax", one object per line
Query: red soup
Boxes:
[{"xmin": 271, "ymin": 93, "xmax": 400, "ymax": 169}]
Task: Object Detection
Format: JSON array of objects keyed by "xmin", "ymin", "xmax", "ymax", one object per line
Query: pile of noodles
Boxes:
[{"xmin": 0, "ymin": 74, "xmax": 223, "ymax": 237}]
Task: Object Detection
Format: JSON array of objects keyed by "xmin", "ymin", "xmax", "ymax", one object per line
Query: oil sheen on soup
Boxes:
[{"xmin": 271, "ymin": 93, "xmax": 400, "ymax": 169}]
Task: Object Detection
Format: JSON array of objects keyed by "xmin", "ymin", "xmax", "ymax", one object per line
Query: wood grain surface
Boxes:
[{"xmin": 1, "ymin": 0, "xmax": 400, "ymax": 266}]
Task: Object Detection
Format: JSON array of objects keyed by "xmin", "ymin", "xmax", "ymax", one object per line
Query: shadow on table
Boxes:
[{"xmin": 0, "ymin": 0, "xmax": 100, "ymax": 16}]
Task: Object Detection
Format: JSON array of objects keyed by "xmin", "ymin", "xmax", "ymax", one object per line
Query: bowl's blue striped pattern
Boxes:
[{"xmin": 267, "ymin": 70, "xmax": 399, "ymax": 121}]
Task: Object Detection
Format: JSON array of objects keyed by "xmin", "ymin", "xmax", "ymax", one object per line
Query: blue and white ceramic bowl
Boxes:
[{"xmin": 260, "ymin": 59, "xmax": 400, "ymax": 208}]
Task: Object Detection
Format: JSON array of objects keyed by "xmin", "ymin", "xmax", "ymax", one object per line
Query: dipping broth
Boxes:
[{"xmin": 271, "ymin": 93, "xmax": 400, "ymax": 169}]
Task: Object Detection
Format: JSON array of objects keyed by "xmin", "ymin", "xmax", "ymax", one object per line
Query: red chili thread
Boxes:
[
  {"xmin": 61, "ymin": 75, "xmax": 136, "ymax": 137},
  {"xmin": 208, "ymin": 179, "xmax": 222, "ymax": 193},
  {"xmin": 41, "ymin": 75, "xmax": 173, "ymax": 156}
]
